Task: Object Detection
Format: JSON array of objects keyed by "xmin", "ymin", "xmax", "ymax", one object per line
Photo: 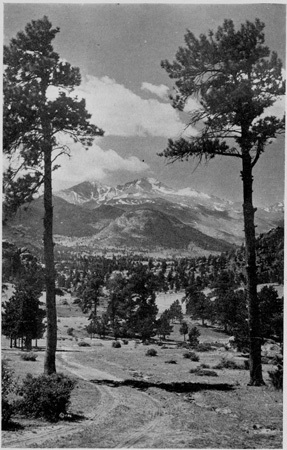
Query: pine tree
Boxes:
[
  {"xmin": 2, "ymin": 259, "xmax": 46, "ymax": 350},
  {"xmin": 3, "ymin": 17, "xmax": 104, "ymax": 374},
  {"xmin": 179, "ymin": 321, "xmax": 189, "ymax": 341},
  {"xmin": 161, "ymin": 19, "xmax": 284, "ymax": 385},
  {"xmin": 157, "ymin": 310, "xmax": 173, "ymax": 340}
]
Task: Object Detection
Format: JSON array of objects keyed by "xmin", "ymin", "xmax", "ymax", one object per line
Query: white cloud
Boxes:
[
  {"xmin": 184, "ymin": 97, "xmax": 202, "ymax": 113},
  {"xmin": 141, "ymin": 82, "xmax": 170, "ymax": 100},
  {"xmin": 52, "ymin": 143, "xmax": 149, "ymax": 190},
  {"xmin": 262, "ymin": 96, "xmax": 285, "ymax": 119},
  {"xmin": 74, "ymin": 75, "xmax": 193, "ymax": 138}
]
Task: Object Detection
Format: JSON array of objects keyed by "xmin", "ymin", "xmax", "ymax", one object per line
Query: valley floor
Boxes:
[{"xmin": 2, "ymin": 325, "xmax": 283, "ymax": 448}]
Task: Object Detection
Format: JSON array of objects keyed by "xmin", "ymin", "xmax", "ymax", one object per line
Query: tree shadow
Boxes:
[{"xmin": 90, "ymin": 378, "xmax": 235, "ymax": 393}]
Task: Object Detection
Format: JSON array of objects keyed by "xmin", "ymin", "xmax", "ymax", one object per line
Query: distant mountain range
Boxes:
[{"xmin": 3, "ymin": 177, "xmax": 284, "ymax": 256}]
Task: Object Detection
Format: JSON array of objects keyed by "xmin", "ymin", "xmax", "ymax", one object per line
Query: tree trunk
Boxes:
[
  {"xmin": 25, "ymin": 337, "xmax": 32, "ymax": 351},
  {"xmin": 241, "ymin": 153, "xmax": 264, "ymax": 386},
  {"xmin": 43, "ymin": 140, "xmax": 57, "ymax": 375}
]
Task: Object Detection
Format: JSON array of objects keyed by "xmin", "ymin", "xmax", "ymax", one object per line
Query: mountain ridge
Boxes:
[{"xmin": 3, "ymin": 177, "xmax": 283, "ymax": 255}]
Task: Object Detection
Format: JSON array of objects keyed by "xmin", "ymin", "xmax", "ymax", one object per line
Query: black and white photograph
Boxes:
[{"xmin": 2, "ymin": 1, "xmax": 285, "ymax": 448}]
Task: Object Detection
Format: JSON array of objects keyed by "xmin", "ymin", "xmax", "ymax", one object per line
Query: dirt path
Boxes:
[
  {"xmin": 2, "ymin": 349, "xmax": 168, "ymax": 448},
  {"xmin": 2, "ymin": 339, "xmax": 282, "ymax": 448},
  {"xmin": 57, "ymin": 350, "xmax": 168, "ymax": 448}
]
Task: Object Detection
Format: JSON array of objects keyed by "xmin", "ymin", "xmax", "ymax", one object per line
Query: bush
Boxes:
[
  {"xmin": 146, "ymin": 348, "xmax": 157, "ymax": 357},
  {"xmin": 183, "ymin": 351, "xmax": 200, "ymax": 362},
  {"xmin": 177, "ymin": 342, "xmax": 190, "ymax": 349},
  {"xmin": 112, "ymin": 341, "xmax": 121, "ymax": 348},
  {"xmin": 77, "ymin": 341, "xmax": 91, "ymax": 347},
  {"xmin": 213, "ymin": 357, "xmax": 246, "ymax": 370},
  {"xmin": 20, "ymin": 352, "xmax": 38, "ymax": 361},
  {"xmin": 122, "ymin": 339, "xmax": 129, "ymax": 345},
  {"xmin": 268, "ymin": 354, "xmax": 283, "ymax": 389},
  {"xmin": 199, "ymin": 363, "xmax": 210, "ymax": 369},
  {"xmin": 195, "ymin": 343, "xmax": 213, "ymax": 352},
  {"xmin": 67, "ymin": 327, "xmax": 74, "ymax": 336},
  {"xmin": 165, "ymin": 360, "xmax": 177, "ymax": 364},
  {"xmin": 2, "ymin": 361, "xmax": 17, "ymax": 427},
  {"xmin": 15, "ymin": 373, "xmax": 76, "ymax": 422}
]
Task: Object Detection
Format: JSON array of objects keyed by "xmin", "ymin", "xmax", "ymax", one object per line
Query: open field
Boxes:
[{"xmin": 2, "ymin": 291, "xmax": 283, "ymax": 448}]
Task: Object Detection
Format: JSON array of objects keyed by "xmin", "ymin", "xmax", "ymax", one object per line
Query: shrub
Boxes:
[
  {"xmin": 67, "ymin": 327, "xmax": 74, "ymax": 336},
  {"xmin": 195, "ymin": 343, "xmax": 213, "ymax": 352},
  {"xmin": 268, "ymin": 354, "xmax": 283, "ymax": 389},
  {"xmin": 213, "ymin": 357, "xmax": 246, "ymax": 370},
  {"xmin": 165, "ymin": 360, "xmax": 177, "ymax": 364},
  {"xmin": 199, "ymin": 363, "xmax": 210, "ymax": 369},
  {"xmin": 77, "ymin": 341, "xmax": 91, "ymax": 347},
  {"xmin": 190, "ymin": 368, "xmax": 218, "ymax": 377},
  {"xmin": 112, "ymin": 341, "xmax": 121, "ymax": 348},
  {"xmin": 146, "ymin": 348, "xmax": 157, "ymax": 357},
  {"xmin": 15, "ymin": 373, "xmax": 76, "ymax": 422},
  {"xmin": 20, "ymin": 352, "xmax": 38, "ymax": 361},
  {"xmin": 2, "ymin": 361, "xmax": 17, "ymax": 427},
  {"xmin": 177, "ymin": 342, "xmax": 190, "ymax": 349},
  {"xmin": 122, "ymin": 339, "xmax": 129, "ymax": 345},
  {"xmin": 183, "ymin": 351, "xmax": 200, "ymax": 362}
]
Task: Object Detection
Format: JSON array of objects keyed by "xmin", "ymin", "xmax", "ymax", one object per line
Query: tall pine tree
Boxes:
[
  {"xmin": 160, "ymin": 19, "xmax": 284, "ymax": 385},
  {"xmin": 3, "ymin": 17, "xmax": 104, "ymax": 374}
]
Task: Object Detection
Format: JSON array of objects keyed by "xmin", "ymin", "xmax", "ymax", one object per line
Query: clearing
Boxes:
[{"xmin": 2, "ymin": 291, "xmax": 283, "ymax": 448}]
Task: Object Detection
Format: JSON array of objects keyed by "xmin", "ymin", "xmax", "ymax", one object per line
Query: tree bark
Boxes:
[
  {"xmin": 241, "ymin": 153, "xmax": 264, "ymax": 385},
  {"xmin": 42, "ymin": 128, "xmax": 57, "ymax": 374}
]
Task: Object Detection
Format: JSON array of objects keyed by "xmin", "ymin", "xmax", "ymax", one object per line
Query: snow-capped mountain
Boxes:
[
  {"xmin": 53, "ymin": 177, "xmax": 283, "ymax": 246},
  {"xmin": 4, "ymin": 177, "xmax": 283, "ymax": 255},
  {"xmin": 55, "ymin": 177, "xmax": 233, "ymax": 211}
]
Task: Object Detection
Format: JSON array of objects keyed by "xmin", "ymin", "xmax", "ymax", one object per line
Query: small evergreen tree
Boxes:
[
  {"xmin": 185, "ymin": 286, "xmax": 212, "ymax": 326},
  {"xmin": 157, "ymin": 310, "xmax": 173, "ymax": 340},
  {"xmin": 179, "ymin": 321, "xmax": 189, "ymax": 341},
  {"xmin": 188, "ymin": 326, "xmax": 201, "ymax": 347},
  {"xmin": 169, "ymin": 300, "xmax": 183, "ymax": 323},
  {"xmin": 2, "ymin": 258, "xmax": 45, "ymax": 350},
  {"xmin": 258, "ymin": 286, "xmax": 283, "ymax": 342}
]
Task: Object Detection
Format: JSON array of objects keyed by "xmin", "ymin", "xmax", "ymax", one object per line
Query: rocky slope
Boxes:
[{"xmin": 3, "ymin": 177, "xmax": 283, "ymax": 254}]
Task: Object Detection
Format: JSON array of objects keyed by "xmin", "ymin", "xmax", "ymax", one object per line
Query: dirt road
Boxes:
[
  {"xmin": 2, "ymin": 338, "xmax": 282, "ymax": 448},
  {"xmin": 2, "ymin": 348, "xmax": 171, "ymax": 448}
]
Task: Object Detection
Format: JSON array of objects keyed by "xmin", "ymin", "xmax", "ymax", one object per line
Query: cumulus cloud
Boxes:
[
  {"xmin": 52, "ymin": 143, "xmax": 149, "ymax": 190},
  {"xmin": 184, "ymin": 96, "xmax": 202, "ymax": 113},
  {"xmin": 74, "ymin": 75, "xmax": 193, "ymax": 138},
  {"xmin": 141, "ymin": 82, "xmax": 170, "ymax": 100},
  {"xmin": 262, "ymin": 96, "xmax": 285, "ymax": 119}
]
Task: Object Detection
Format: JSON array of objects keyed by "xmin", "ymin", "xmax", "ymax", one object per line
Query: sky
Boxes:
[{"xmin": 3, "ymin": 2, "xmax": 286, "ymax": 208}]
